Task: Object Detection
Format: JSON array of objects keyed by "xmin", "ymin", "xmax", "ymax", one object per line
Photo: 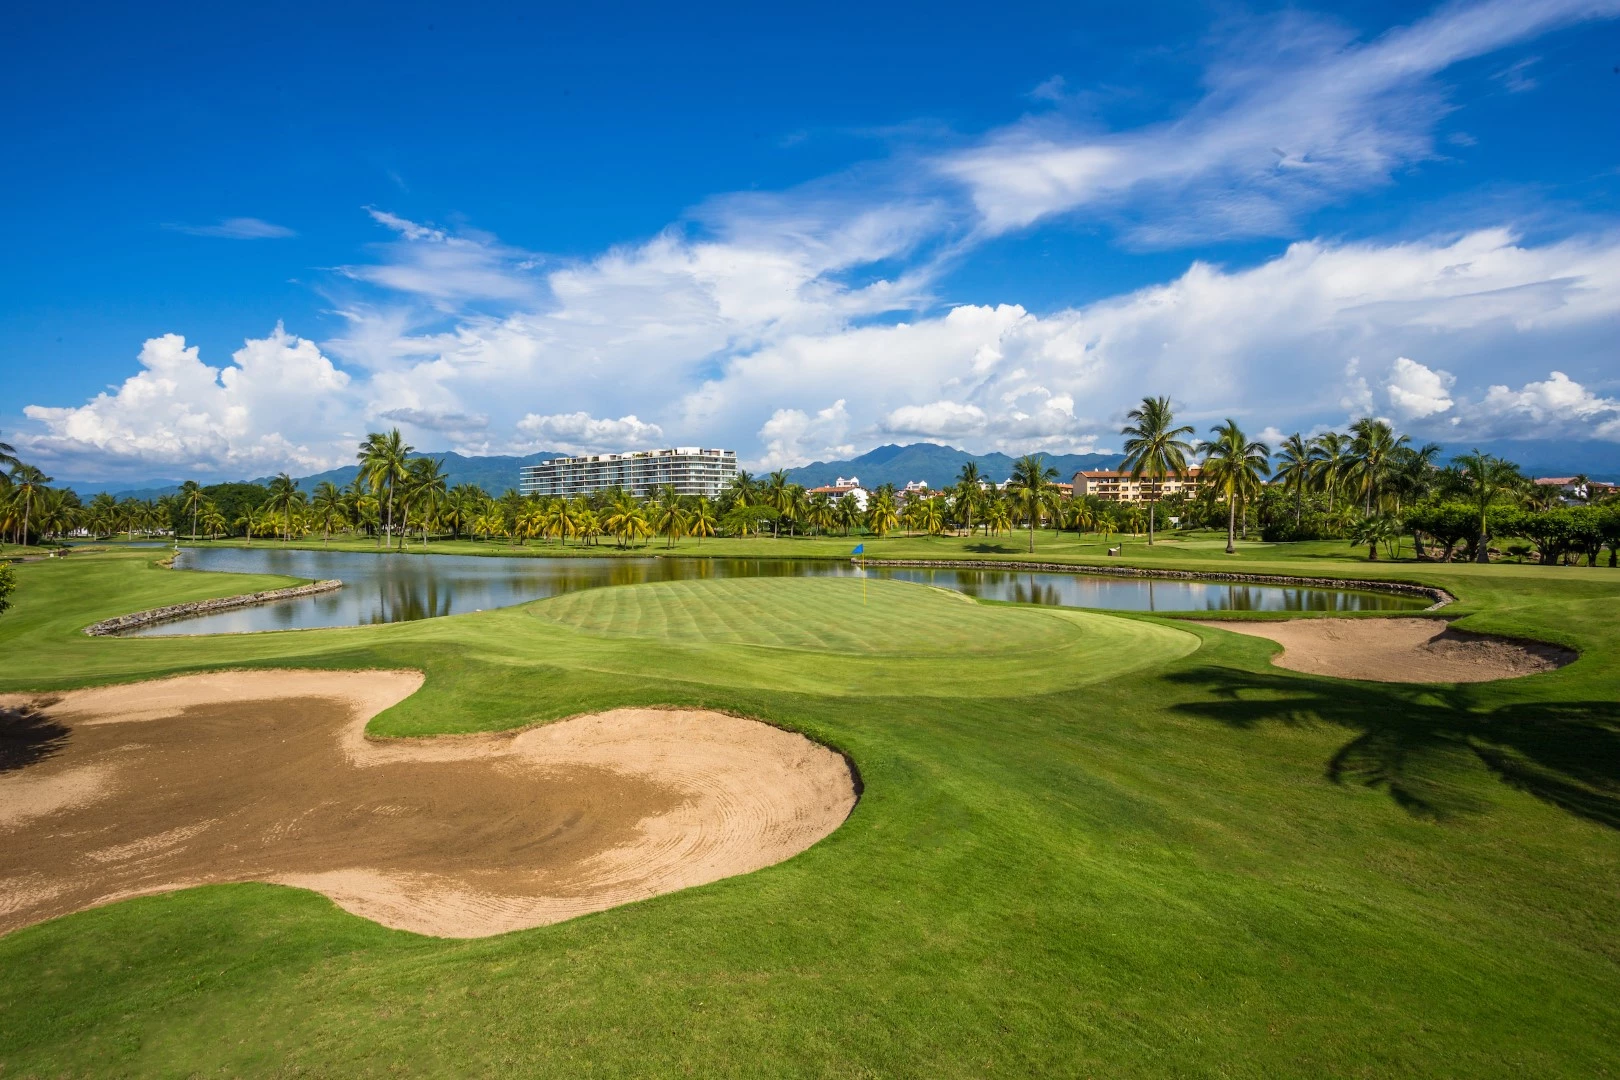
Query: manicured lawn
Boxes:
[{"xmin": 0, "ymin": 547, "xmax": 1616, "ymax": 1077}]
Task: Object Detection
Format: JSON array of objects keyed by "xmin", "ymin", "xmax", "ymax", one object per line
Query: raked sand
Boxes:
[{"xmin": 0, "ymin": 670, "xmax": 856, "ymax": 937}]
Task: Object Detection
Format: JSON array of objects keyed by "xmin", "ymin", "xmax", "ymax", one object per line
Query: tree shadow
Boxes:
[
  {"xmin": 964, "ymin": 543, "xmax": 1021, "ymax": 554},
  {"xmin": 1165, "ymin": 668, "xmax": 1620, "ymax": 828},
  {"xmin": 0, "ymin": 703, "xmax": 70, "ymax": 773}
]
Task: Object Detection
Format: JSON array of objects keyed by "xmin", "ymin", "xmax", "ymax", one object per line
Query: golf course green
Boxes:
[{"xmin": 1, "ymin": 544, "xmax": 1617, "ymax": 1077}]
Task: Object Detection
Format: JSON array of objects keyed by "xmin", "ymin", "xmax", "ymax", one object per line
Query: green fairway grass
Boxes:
[{"xmin": 0, "ymin": 548, "xmax": 1617, "ymax": 1076}]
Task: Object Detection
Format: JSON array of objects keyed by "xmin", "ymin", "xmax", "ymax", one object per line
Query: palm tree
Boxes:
[
  {"xmin": 1388, "ymin": 443, "xmax": 1442, "ymax": 513},
  {"xmin": 356, "ymin": 428, "xmax": 413, "ymax": 549},
  {"xmin": 764, "ymin": 470, "xmax": 791, "ymax": 538},
  {"xmin": 915, "ymin": 496, "xmax": 946, "ymax": 536},
  {"xmin": 1348, "ymin": 417, "xmax": 1409, "ymax": 515},
  {"xmin": 603, "ymin": 492, "xmax": 650, "ymax": 548},
  {"xmin": 1349, "ymin": 512, "xmax": 1401, "ymax": 562},
  {"xmin": 1198, "ymin": 420, "xmax": 1271, "ymax": 555},
  {"xmin": 236, "ymin": 503, "xmax": 266, "ymax": 544},
  {"xmin": 1065, "ymin": 498, "xmax": 1097, "ymax": 536},
  {"xmin": 835, "ymin": 493, "xmax": 860, "ymax": 536},
  {"xmin": 1272, "ymin": 433, "xmax": 1313, "ymax": 527},
  {"xmin": 178, "ymin": 480, "xmax": 206, "ymax": 542},
  {"xmin": 1119, "ymin": 395, "xmax": 1195, "ymax": 545},
  {"xmin": 954, "ymin": 463, "xmax": 983, "ymax": 536},
  {"xmin": 1006, "ymin": 454, "xmax": 1059, "ymax": 554},
  {"xmin": 1452, "ymin": 450, "xmax": 1522, "ymax": 563},
  {"xmin": 651, "ymin": 486, "xmax": 688, "ymax": 548},
  {"xmin": 311, "ymin": 481, "xmax": 346, "ymax": 543},
  {"xmin": 200, "ymin": 502, "xmax": 228, "ymax": 539},
  {"xmin": 264, "ymin": 473, "xmax": 305, "ymax": 542},
  {"xmin": 403, "ymin": 457, "xmax": 447, "ymax": 550},
  {"xmin": 1309, "ymin": 431, "xmax": 1353, "ymax": 509},
  {"xmin": 727, "ymin": 469, "xmax": 757, "ymax": 509},
  {"xmin": 10, "ymin": 465, "xmax": 51, "ymax": 547},
  {"xmin": 806, "ymin": 492, "xmax": 835, "ymax": 536},
  {"xmin": 441, "ymin": 483, "xmax": 482, "ymax": 540},
  {"xmin": 866, "ymin": 490, "xmax": 899, "ymax": 538},
  {"xmin": 0, "ymin": 432, "xmax": 19, "ymax": 472},
  {"xmin": 689, "ymin": 496, "xmax": 717, "ymax": 543}
]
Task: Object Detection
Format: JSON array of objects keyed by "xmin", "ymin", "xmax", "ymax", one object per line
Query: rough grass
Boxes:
[{"xmin": 0, "ymin": 548, "xmax": 1617, "ymax": 1077}]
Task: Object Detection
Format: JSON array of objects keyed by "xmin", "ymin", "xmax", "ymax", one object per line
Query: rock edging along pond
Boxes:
[
  {"xmin": 853, "ymin": 559, "xmax": 1455, "ymax": 611},
  {"xmin": 84, "ymin": 580, "xmax": 345, "ymax": 636}
]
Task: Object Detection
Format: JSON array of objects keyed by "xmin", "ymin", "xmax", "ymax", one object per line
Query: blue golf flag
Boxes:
[{"xmin": 852, "ymin": 543, "xmax": 864, "ymax": 555}]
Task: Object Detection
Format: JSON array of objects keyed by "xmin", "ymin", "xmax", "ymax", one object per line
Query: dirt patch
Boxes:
[
  {"xmin": 1196, "ymin": 618, "xmax": 1575, "ymax": 683},
  {"xmin": 0, "ymin": 671, "xmax": 856, "ymax": 937}
]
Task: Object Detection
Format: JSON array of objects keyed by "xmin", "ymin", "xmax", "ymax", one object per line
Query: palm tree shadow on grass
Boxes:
[{"xmin": 1165, "ymin": 669, "xmax": 1620, "ymax": 828}]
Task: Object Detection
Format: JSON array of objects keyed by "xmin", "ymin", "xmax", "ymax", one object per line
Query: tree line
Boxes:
[{"xmin": 3, "ymin": 409, "xmax": 1618, "ymax": 565}]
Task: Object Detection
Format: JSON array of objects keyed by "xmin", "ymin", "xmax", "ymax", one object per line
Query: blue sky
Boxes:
[{"xmin": 4, "ymin": 0, "xmax": 1619, "ymax": 481}]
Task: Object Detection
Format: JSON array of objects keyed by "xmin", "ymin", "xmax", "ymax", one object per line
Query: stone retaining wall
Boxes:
[
  {"xmin": 84, "ymin": 580, "xmax": 344, "ymax": 636},
  {"xmin": 854, "ymin": 559, "xmax": 1454, "ymax": 610}
]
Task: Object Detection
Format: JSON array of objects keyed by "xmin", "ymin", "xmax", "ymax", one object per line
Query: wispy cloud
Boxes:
[
  {"xmin": 936, "ymin": 0, "xmax": 1620, "ymax": 242},
  {"xmin": 168, "ymin": 217, "xmax": 296, "ymax": 239},
  {"xmin": 1493, "ymin": 56, "xmax": 1541, "ymax": 93}
]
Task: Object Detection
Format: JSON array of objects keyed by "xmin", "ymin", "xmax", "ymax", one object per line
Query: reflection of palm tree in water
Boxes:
[{"xmin": 1169, "ymin": 667, "xmax": 1620, "ymax": 828}]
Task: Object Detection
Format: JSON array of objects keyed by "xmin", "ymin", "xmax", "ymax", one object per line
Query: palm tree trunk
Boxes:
[
  {"xmin": 1147, "ymin": 498, "xmax": 1156, "ymax": 546},
  {"xmin": 1226, "ymin": 497, "xmax": 1236, "ymax": 555}
]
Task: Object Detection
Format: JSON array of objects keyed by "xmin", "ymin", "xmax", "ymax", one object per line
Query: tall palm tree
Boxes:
[
  {"xmin": 311, "ymin": 481, "xmax": 346, "ymax": 544},
  {"xmin": 1198, "ymin": 420, "xmax": 1271, "ymax": 555},
  {"xmin": 764, "ymin": 470, "xmax": 791, "ymax": 538},
  {"xmin": 264, "ymin": 473, "xmax": 305, "ymax": 542},
  {"xmin": 1272, "ymin": 433, "xmax": 1313, "ymax": 527},
  {"xmin": 1348, "ymin": 417, "xmax": 1410, "ymax": 514},
  {"xmin": 1006, "ymin": 454, "xmax": 1059, "ymax": 554},
  {"xmin": 10, "ymin": 465, "xmax": 51, "ymax": 547},
  {"xmin": 1452, "ymin": 450, "xmax": 1522, "ymax": 563},
  {"xmin": 403, "ymin": 457, "xmax": 448, "ymax": 549},
  {"xmin": 651, "ymin": 486, "xmax": 688, "ymax": 548},
  {"xmin": 954, "ymin": 463, "xmax": 983, "ymax": 536},
  {"xmin": 1309, "ymin": 431, "xmax": 1353, "ymax": 508},
  {"xmin": 178, "ymin": 480, "xmax": 206, "ymax": 542},
  {"xmin": 1119, "ymin": 395, "xmax": 1195, "ymax": 545},
  {"xmin": 356, "ymin": 428, "xmax": 413, "ymax": 549}
]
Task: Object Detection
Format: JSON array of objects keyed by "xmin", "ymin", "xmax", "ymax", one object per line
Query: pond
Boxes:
[{"xmin": 129, "ymin": 546, "xmax": 1430, "ymax": 635}]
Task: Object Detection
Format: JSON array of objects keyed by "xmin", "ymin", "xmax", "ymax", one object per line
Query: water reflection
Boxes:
[{"xmin": 131, "ymin": 547, "xmax": 1428, "ymax": 635}]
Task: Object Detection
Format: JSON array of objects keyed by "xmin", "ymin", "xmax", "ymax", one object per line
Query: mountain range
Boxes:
[
  {"xmin": 48, "ymin": 438, "xmax": 1620, "ymax": 499},
  {"xmin": 780, "ymin": 444, "xmax": 1125, "ymax": 488}
]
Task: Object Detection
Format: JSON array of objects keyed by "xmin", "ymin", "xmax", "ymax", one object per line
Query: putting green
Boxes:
[{"xmin": 526, "ymin": 575, "xmax": 1200, "ymax": 696}]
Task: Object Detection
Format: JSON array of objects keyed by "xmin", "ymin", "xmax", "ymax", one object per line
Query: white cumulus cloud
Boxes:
[
  {"xmin": 1385, "ymin": 356, "xmax": 1456, "ymax": 418},
  {"xmin": 21, "ymin": 325, "xmax": 352, "ymax": 477},
  {"xmin": 514, "ymin": 412, "xmax": 665, "ymax": 455}
]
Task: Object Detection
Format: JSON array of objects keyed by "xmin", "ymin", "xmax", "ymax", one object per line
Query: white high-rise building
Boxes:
[{"xmin": 519, "ymin": 447, "xmax": 737, "ymax": 498}]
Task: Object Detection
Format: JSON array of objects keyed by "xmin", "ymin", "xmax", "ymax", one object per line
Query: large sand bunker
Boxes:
[
  {"xmin": 0, "ymin": 671, "xmax": 856, "ymax": 937},
  {"xmin": 1197, "ymin": 618, "xmax": 1574, "ymax": 683}
]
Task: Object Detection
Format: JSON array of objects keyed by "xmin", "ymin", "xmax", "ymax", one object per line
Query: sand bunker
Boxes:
[
  {"xmin": 0, "ymin": 671, "xmax": 855, "ymax": 937},
  {"xmin": 1197, "ymin": 618, "xmax": 1574, "ymax": 683}
]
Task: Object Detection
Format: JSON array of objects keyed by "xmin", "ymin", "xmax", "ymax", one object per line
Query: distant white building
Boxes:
[
  {"xmin": 520, "ymin": 447, "xmax": 737, "ymax": 498},
  {"xmin": 902, "ymin": 480, "xmax": 930, "ymax": 494},
  {"xmin": 808, "ymin": 477, "xmax": 869, "ymax": 511}
]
